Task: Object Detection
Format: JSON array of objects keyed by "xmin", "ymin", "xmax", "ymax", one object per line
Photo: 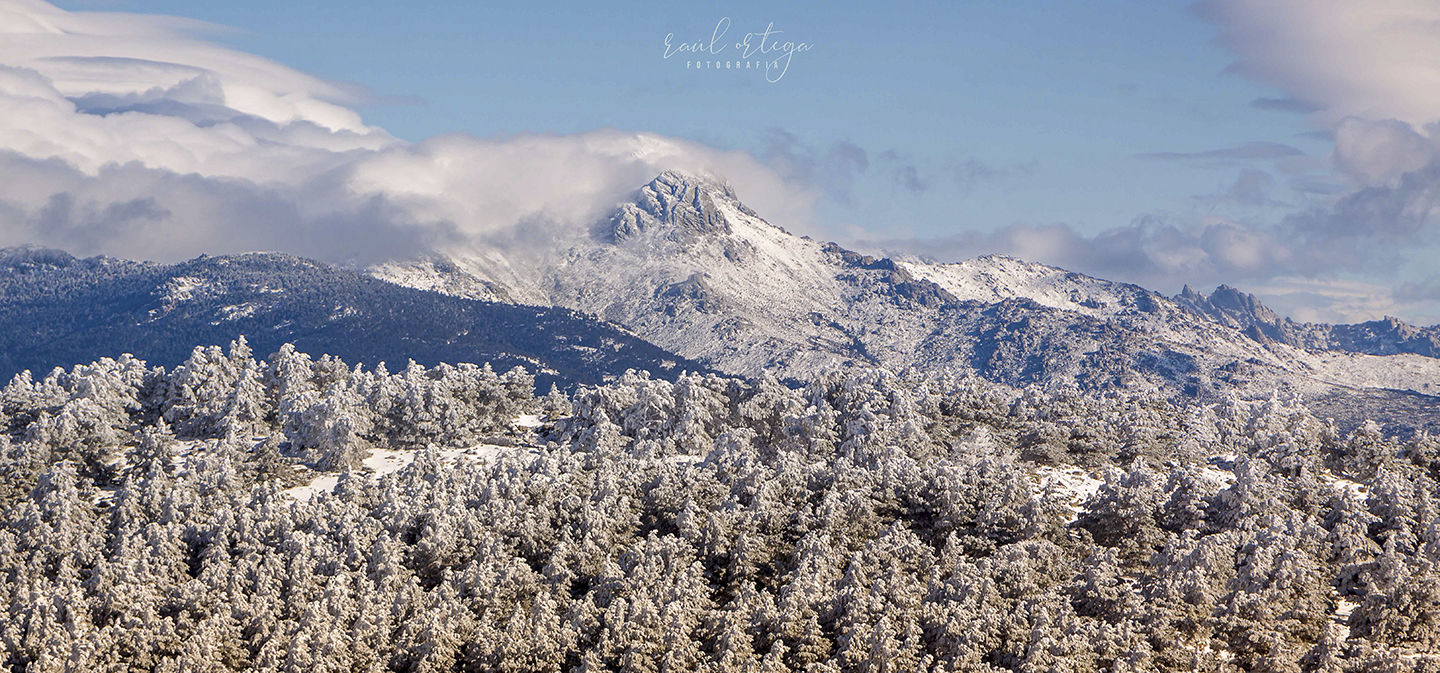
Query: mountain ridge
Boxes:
[
  {"xmin": 0, "ymin": 247, "xmax": 703, "ymax": 387},
  {"xmin": 1174, "ymin": 283, "xmax": 1440, "ymax": 357}
]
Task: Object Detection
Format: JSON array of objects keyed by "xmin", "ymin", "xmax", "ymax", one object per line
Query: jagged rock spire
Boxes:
[{"xmin": 602, "ymin": 171, "xmax": 753, "ymax": 242}]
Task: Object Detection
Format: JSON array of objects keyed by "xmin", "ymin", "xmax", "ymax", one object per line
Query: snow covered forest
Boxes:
[{"xmin": 3, "ymin": 339, "xmax": 1440, "ymax": 672}]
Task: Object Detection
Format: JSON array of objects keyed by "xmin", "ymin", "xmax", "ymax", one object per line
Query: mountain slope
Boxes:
[
  {"xmin": 372, "ymin": 171, "xmax": 1440, "ymax": 408},
  {"xmin": 0, "ymin": 247, "xmax": 699, "ymax": 386}
]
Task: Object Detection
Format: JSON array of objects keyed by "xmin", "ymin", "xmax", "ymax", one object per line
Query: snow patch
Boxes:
[
  {"xmin": 1334, "ymin": 597, "xmax": 1358, "ymax": 621},
  {"xmin": 897, "ymin": 256, "xmax": 1129, "ymax": 318},
  {"xmin": 1325, "ymin": 472, "xmax": 1368, "ymax": 500},
  {"xmin": 160, "ymin": 275, "xmax": 216, "ymax": 303},
  {"xmin": 362, "ymin": 448, "xmax": 414, "ymax": 476},
  {"xmin": 282, "ymin": 474, "xmax": 339, "ymax": 502},
  {"xmin": 1200, "ymin": 466, "xmax": 1237, "ymax": 487},
  {"xmin": 215, "ymin": 301, "xmax": 262, "ymax": 322},
  {"xmin": 281, "ymin": 443, "xmax": 535, "ymax": 501}
]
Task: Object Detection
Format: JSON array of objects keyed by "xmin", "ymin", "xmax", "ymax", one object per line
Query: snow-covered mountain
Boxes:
[{"xmin": 373, "ymin": 171, "xmax": 1440, "ymax": 411}]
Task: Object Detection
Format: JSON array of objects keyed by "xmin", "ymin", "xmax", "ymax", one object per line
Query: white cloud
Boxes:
[
  {"xmin": 1331, "ymin": 118, "xmax": 1439, "ymax": 186},
  {"xmin": 865, "ymin": 215, "xmax": 1290, "ymax": 294},
  {"xmin": 346, "ymin": 130, "xmax": 812, "ymax": 248},
  {"xmin": 1246, "ymin": 276, "xmax": 1440, "ymax": 325},
  {"xmin": 0, "ymin": 0, "xmax": 372, "ymax": 134},
  {"xmin": 1199, "ymin": 0, "xmax": 1440, "ymax": 129}
]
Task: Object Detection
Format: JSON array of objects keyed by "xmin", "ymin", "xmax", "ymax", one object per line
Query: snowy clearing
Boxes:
[
  {"xmin": 282, "ymin": 443, "xmax": 534, "ymax": 501},
  {"xmin": 1033, "ymin": 465, "xmax": 1103, "ymax": 521}
]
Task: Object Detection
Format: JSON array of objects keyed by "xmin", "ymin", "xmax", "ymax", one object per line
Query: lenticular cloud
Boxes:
[{"xmin": 0, "ymin": 0, "xmax": 811, "ymax": 264}]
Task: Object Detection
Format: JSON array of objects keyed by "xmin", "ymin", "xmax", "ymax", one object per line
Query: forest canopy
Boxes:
[{"xmin": 2, "ymin": 340, "xmax": 1438, "ymax": 672}]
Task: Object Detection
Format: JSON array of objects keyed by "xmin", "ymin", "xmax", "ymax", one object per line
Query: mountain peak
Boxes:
[
  {"xmin": 1172, "ymin": 283, "xmax": 1288, "ymax": 342},
  {"xmin": 650, "ymin": 169, "xmax": 729, "ymax": 193},
  {"xmin": 601, "ymin": 171, "xmax": 759, "ymax": 243}
]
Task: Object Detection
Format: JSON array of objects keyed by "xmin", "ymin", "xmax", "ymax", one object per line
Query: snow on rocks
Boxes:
[{"xmin": 159, "ymin": 275, "xmax": 215, "ymax": 304}]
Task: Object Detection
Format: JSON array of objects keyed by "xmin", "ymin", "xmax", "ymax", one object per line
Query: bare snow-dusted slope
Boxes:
[
  {"xmin": 372, "ymin": 171, "xmax": 1440, "ymax": 412},
  {"xmin": 897, "ymin": 254, "xmax": 1138, "ymax": 318}
]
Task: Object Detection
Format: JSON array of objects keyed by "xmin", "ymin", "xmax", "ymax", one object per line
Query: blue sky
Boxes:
[{"xmin": 14, "ymin": 0, "xmax": 1440, "ymax": 323}]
